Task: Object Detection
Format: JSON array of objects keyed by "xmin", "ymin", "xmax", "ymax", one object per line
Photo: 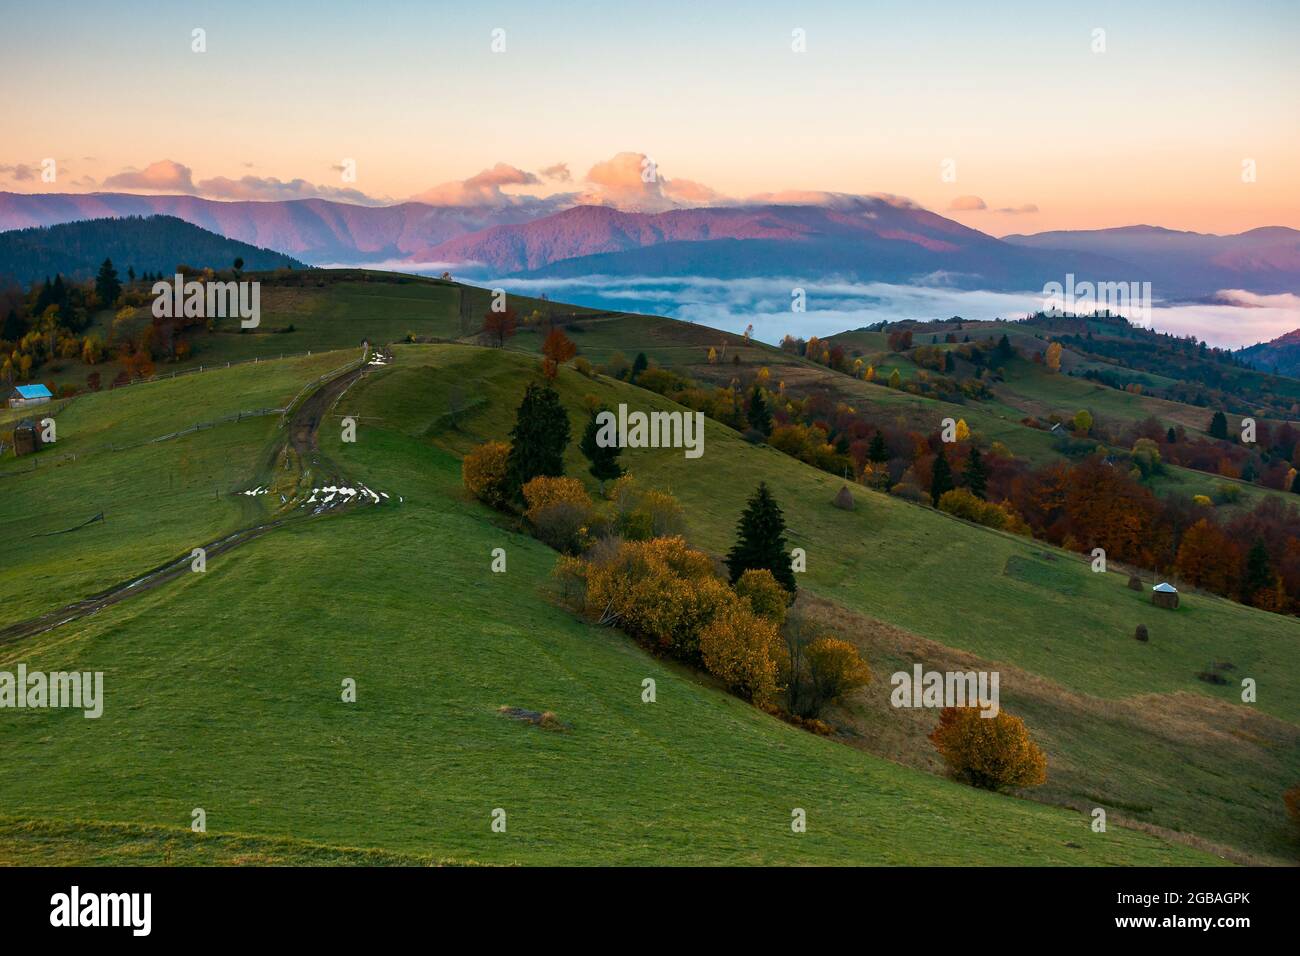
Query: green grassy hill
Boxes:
[
  {"xmin": 4, "ymin": 274, "xmax": 1298, "ymax": 866},
  {"xmin": 0, "ymin": 342, "xmax": 1229, "ymax": 866}
]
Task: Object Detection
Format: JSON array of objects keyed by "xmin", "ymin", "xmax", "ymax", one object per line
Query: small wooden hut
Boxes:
[
  {"xmin": 1152, "ymin": 582, "xmax": 1179, "ymax": 609},
  {"xmin": 12, "ymin": 419, "xmax": 42, "ymax": 457}
]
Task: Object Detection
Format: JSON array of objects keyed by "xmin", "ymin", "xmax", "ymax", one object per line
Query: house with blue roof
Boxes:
[{"xmin": 8, "ymin": 384, "xmax": 53, "ymax": 409}]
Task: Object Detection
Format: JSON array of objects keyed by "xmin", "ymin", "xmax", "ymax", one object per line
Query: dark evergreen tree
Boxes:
[
  {"xmin": 580, "ymin": 406, "xmax": 624, "ymax": 484},
  {"xmin": 1292, "ymin": 470, "xmax": 1300, "ymax": 494},
  {"xmin": 1209, "ymin": 411, "xmax": 1229, "ymax": 440},
  {"xmin": 95, "ymin": 259, "xmax": 121, "ymax": 307},
  {"xmin": 631, "ymin": 352, "xmax": 648, "ymax": 381},
  {"xmin": 725, "ymin": 482, "xmax": 796, "ymax": 593},
  {"xmin": 995, "ymin": 333, "xmax": 1015, "ymax": 363},
  {"xmin": 2, "ymin": 308, "xmax": 24, "ymax": 341},
  {"xmin": 747, "ymin": 385, "xmax": 773, "ymax": 436},
  {"xmin": 963, "ymin": 447, "xmax": 989, "ymax": 500},
  {"xmin": 1243, "ymin": 540, "xmax": 1273, "ymax": 600},
  {"xmin": 1166, "ymin": 426, "xmax": 1177, "ymax": 444},
  {"xmin": 868, "ymin": 431, "xmax": 889, "ymax": 463},
  {"xmin": 943, "ymin": 351, "xmax": 955, "ymax": 373},
  {"xmin": 505, "ymin": 383, "xmax": 571, "ymax": 499},
  {"xmin": 930, "ymin": 445, "xmax": 955, "ymax": 505}
]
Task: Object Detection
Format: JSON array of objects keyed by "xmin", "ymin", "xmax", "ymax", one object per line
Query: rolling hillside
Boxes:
[
  {"xmin": 0, "ymin": 215, "xmax": 304, "ymax": 285},
  {"xmin": 3, "ymin": 273, "xmax": 1298, "ymax": 865},
  {"xmin": 0, "ymin": 346, "xmax": 1223, "ymax": 866}
]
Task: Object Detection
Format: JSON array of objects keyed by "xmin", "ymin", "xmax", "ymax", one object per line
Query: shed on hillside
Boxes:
[
  {"xmin": 12, "ymin": 419, "xmax": 43, "ymax": 457},
  {"xmin": 1152, "ymin": 582, "xmax": 1179, "ymax": 609},
  {"xmin": 8, "ymin": 384, "xmax": 52, "ymax": 409}
]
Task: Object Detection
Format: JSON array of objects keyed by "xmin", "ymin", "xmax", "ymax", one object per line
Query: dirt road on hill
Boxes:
[{"xmin": 0, "ymin": 351, "xmax": 383, "ymax": 645}]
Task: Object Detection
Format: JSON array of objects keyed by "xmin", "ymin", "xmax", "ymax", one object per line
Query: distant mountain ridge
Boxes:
[
  {"xmin": 0, "ymin": 215, "xmax": 305, "ymax": 285},
  {"xmin": 2, "ymin": 191, "xmax": 1298, "ymax": 298},
  {"xmin": 1003, "ymin": 224, "xmax": 1300, "ymax": 296},
  {"xmin": 0, "ymin": 191, "xmax": 545, "ymax": 265},
  {"xmin": 1240, "ymin": 326, "xmax": 1300, "ymax": 377}
]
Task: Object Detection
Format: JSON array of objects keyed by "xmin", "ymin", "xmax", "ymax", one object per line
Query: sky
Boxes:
[{"xmin": 2, "ymin": 0, "xmax": 1298, "ymax": 235}]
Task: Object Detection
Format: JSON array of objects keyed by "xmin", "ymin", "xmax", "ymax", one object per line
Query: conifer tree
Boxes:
[
  {"xmin": 505, "ymin": 382, "xmax": 571, "ymax": 499},
  {"xmin": 631, "ymin": 352, "xmax": 648, "ymax": 381},
  {"xmin": 726, "ymin": 482, "xmax": 796, "ymax": 594},
  {"xmin": 931, "ymin": 445, "xmax": 955, "ymax": 505},
  {"xmin": 747, "ymin": 385, "xmax": 773, "ymax": 436},
  {"xmin": 580, "ymin": 406, "xmax": 624, "ymax": 485},
  {"xmin": 1209, "ymin": 411, "xmax": 1228, "ymax": 440},
  {"xmin": 95, "ymin": 259, "xmax": 121, "ymax": 307},
  {"xmin": 963, "ymin": 447, "xmax": 989, "ymax": 500},
  {"xmin": 1243, "ymin": 540, "xmax": 1273, "ymax": 600},
  {"xmin": 868, "ymin": 431, "xmax": 889, "ymax": 464}
]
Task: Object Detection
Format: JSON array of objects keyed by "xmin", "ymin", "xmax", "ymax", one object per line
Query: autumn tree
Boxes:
[
  {"xmin": 803, "ymin": 636, "xmax": 871, "ymax": 715},
  {"xmin": 541, "ymin": 327, "xmax": 577, "ymax": 379},
  {"xmin": 1175, "ymin": 518, "xmax": 1237, "ymax": 593},
  {"xmin": 726, "ymin": 482, "xmax": 796, "ymax": 594},
  {"xmin": 734, "ymin": 568, "xmax": 788, "ymax": 625},
  {"xmin": 699, "ymin": 600, "xmax": 784, "ymax": 705},
  {"xmin": 482, "ymin": 307, "xmax": 517, "ymax": 347},
  {"xmin": 505, "ymin": 383, "xmax": 570, "ymax": 500},
  {"xmin": 1045, "ymin": 341, "xmax": 1062, "ymax": 372},
  {"xmin": 928, "ymin": 707, "xmax": 1047, "ymax": 791},
  {"xmin": 462, "ymin": 441, "xmax": 511, "ymax": 509},
  {"xmin": 580, "ymin": 406, "xmax": 624, "ymax": 485}
]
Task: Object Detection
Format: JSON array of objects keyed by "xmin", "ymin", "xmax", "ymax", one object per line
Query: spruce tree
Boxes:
[
  {"xmin": 963, "ymin": 447, "xmax": 989, "ymax": 500},
  {"xmin": 868, "ymin": 431, "xmax": 889, "ymax": 464},
  {"xmin": 726, "ymin": 482, "xmax": 796, "ymax": 593},
  {"xmin": 1166, "ymin": 426, "xmax": 1177, "ymax": 444},
  {"xmin": 1209, "ymin": 411, "xmax": 1228, "ymax": 440},
  {"xmin": 631, "ymin": 352, "xmax": 648, "ymax": 381},
  {"xmin": 747, "ymin": 385, "xmax": 773, "ymax": 436},
  {"xmin": 505, "ymin": 382, "xmax": 571, "ymax": 499},
  {"xmin": 1292, "ymin": 471, "xmax": 1300, "ymax": 494},
  {"xmin": 95, "ymin": 259, "xmax": 121, "ymax": 307},
  {"xmin": 580, "ymin": 406, "xmax": 623, "ymax": 484},
  {"xmin": 1243, "ymin": 541, "xmax": 1272, "ymax": 599},
  {"xmin": 930, "ymin": 445, "xmax": 955, "ymax": 505},
  {"xmin": 995, "ymin": 333, "xmax": 1014, "ymax": 363},
  {"xmin": 2, "ymin": 308, "xmax": 24, "ymax": 341}
]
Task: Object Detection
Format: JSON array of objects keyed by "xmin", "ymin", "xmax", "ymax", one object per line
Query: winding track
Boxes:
[{"xmin": 0, "ymin": 352, "xmax": 383, "ymax": 645}]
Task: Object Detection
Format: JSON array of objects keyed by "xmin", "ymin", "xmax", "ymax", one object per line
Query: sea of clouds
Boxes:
[{"xmin": 387, "ymin": 268, "xmax": 1299, "ymax": 350}]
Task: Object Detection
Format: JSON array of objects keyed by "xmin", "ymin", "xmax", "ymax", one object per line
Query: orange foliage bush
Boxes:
[
  {"xmin": 462, "ymin": 441, "xmax": 511, "ymax": 509},
  {"xmin": 804, "ymin": 637, "xmax": 871, "ymax": 707},
  {"xmin": 698, "ymin": 600, "xmax": 784, "ymax": 705},
  {"xmin": 734, "ymin": 568, "xmax": 789, "ymax": 625},
  {"xmin": 928, "ymin": 706, "xmax": 1047, "ymax": 791},
  {"xmin": 1284, "ymin": 785, "xmax": 1300, "ymax": 831},
  {"xmin": 522, "ymin": 475, "xmax": 592, "ymax": 552},
  {"xmin": 578, "ymin": 536, "xmax": 731, "ymax": 660}
]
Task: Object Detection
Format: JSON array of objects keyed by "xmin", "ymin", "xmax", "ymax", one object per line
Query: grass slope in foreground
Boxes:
[
  {"xmin": 361, "ymin": 344, "xmax": 1299, "ymax": 864},
  {"xmin": 0, "ymin": 349, "xmax": 1214, "ymax": 865}
]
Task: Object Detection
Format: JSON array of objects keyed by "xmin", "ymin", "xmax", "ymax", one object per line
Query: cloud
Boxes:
[
  {"xmin": 1209, "ymin": 289, "xmax": 1300, "ymax": 310},
  {"xmin": 196, "ymin": 174, "xmax": 384, "ymax": 205},
  {"xmin": 540, "ymin": 163, "xmax": 571, "ymax": 182},
  {"xmin": 412, "ymin": 162, "xmax": 542, "ymax": 207},
  {"xmin": 948, "ymin": 195, "xmax": 987, "ymax": 211},
  {"xmin": 578, "ymin": 151, "xmax": 728, "ymax": 212},
  {"xmin": 1, "ymin": 163, "xmax": 39, "ymax": 182},
  {"xmin": 663, "ymin": 177, "xmax": 724, "ymax": 204},
  {"xmin": 467, "ymin": 273, "xmax": 1299, "ymax": 350},
  {"xmin": 103, "ymin": 159, "xmax": 197, "ymax": 193},
  {"xmin": 993, "ymin": 203, "xmax": 1039, "ymax": 215}
]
